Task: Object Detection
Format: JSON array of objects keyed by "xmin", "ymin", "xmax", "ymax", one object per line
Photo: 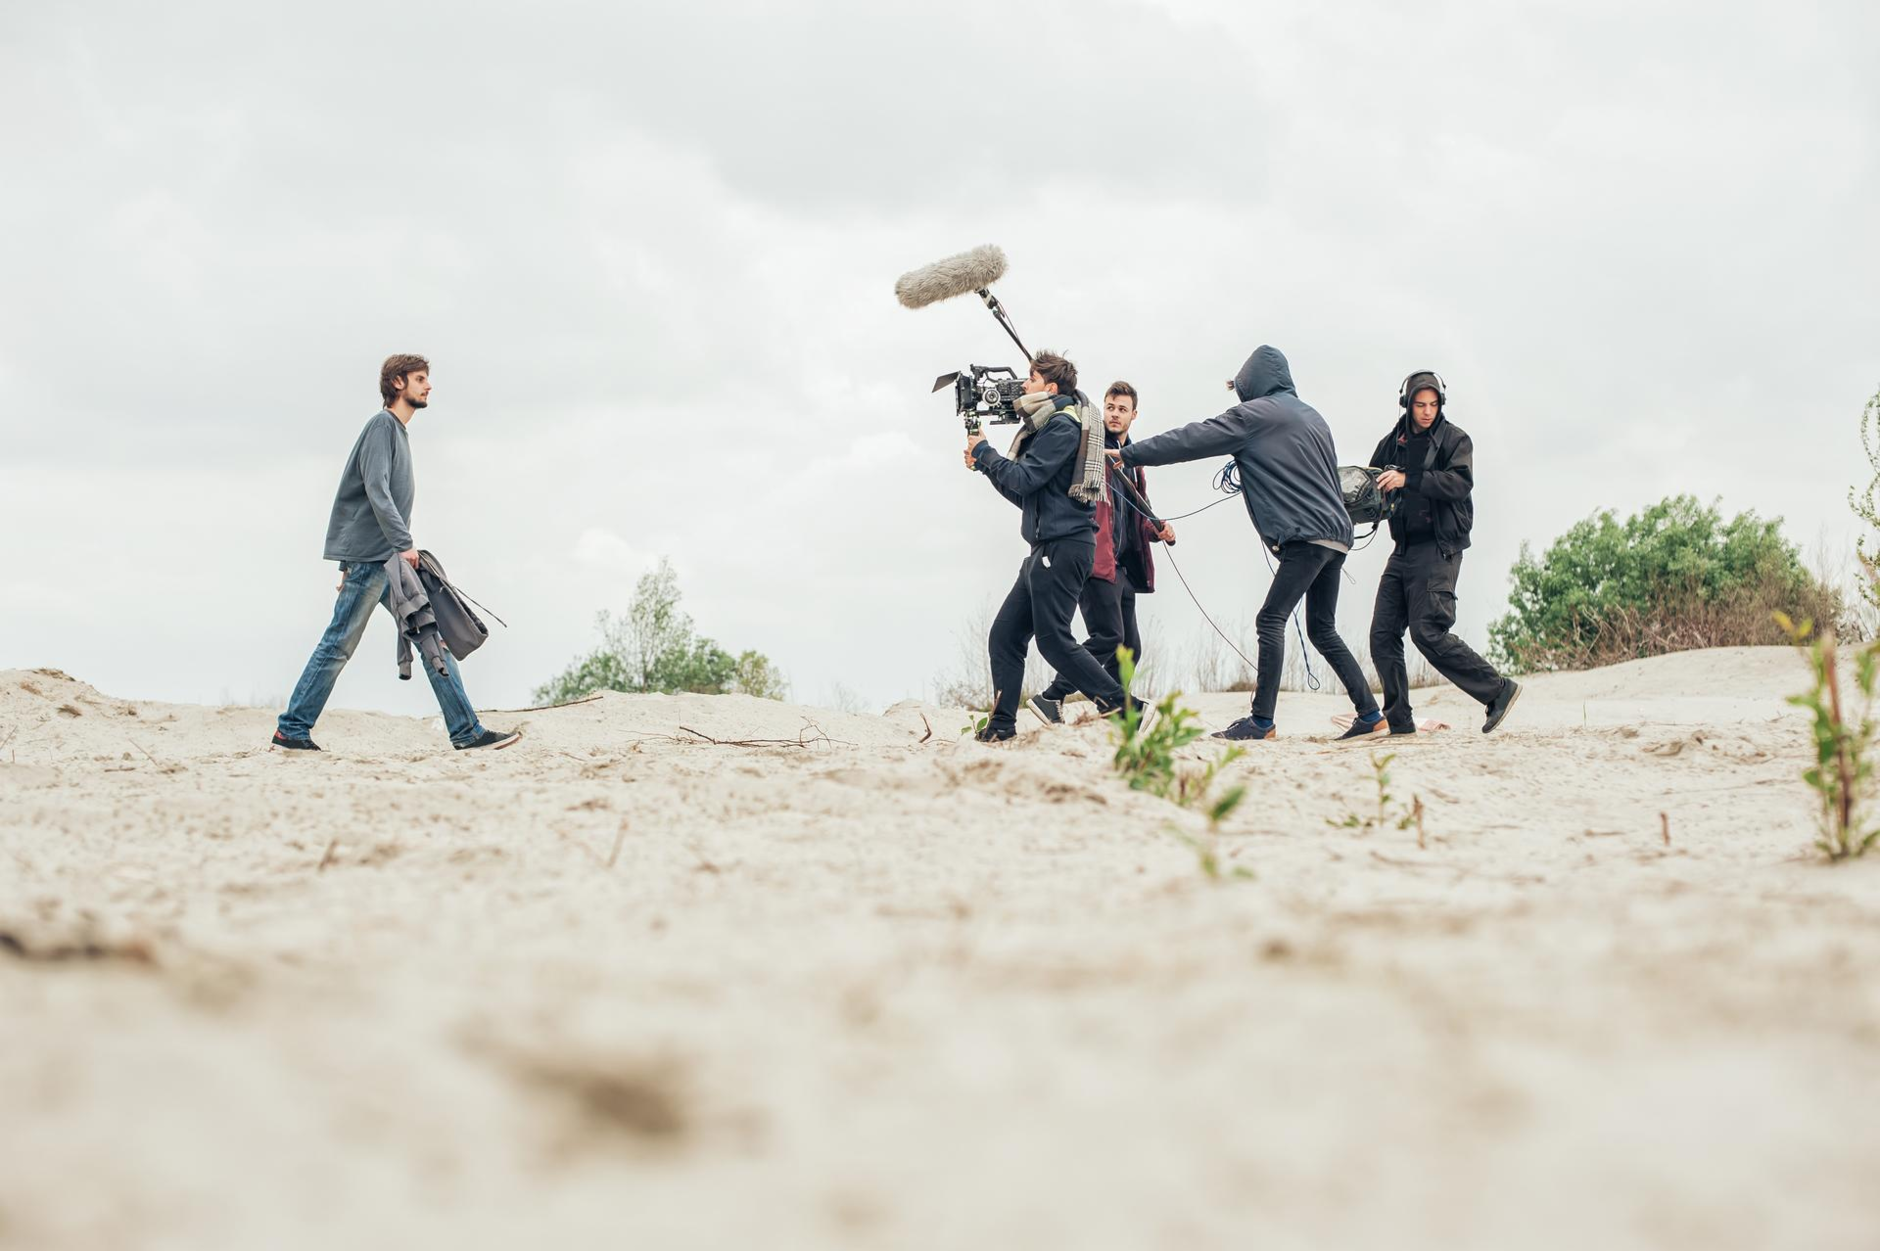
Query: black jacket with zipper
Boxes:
[
  {"xmin": 970, "ymin": 394, "xmax": 1099, "ymax": 546},
  {"xmin": 1370, "ymin": 411, "xmax": 1475, "ymax": 552}
]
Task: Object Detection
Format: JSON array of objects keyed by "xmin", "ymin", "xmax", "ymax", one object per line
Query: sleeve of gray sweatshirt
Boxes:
[
  {"xmin": 360, "ymin": 419, "xmax": 414, "ymax": 552},
  {"xmin": 1120, "ymin": 404, "xmax": 1262, "ymax": 468}
]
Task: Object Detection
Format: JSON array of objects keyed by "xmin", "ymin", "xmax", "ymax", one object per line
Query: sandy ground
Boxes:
[{"xmin": 2, "ymin": 648, "xmax": 1878, "ymax": 1250}]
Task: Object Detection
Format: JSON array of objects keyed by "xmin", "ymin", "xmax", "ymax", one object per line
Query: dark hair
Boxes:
[
  {"xmin": 380, "ymin": 353, "xmax": 430, "ymax": 406},
  {"xmin": 1030, "ymin": 350, "xmax": 1078, "ymax": 394},
  {"xmin": 1104, "ymin": 380, "xmax": 1138, "ymax": 409}
]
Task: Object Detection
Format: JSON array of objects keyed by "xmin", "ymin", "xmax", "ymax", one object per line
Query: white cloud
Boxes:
[
  {"xmin": 570, "ymin": 528, "xmax": 655, "ymax": 579},
  {"xmin": 2, "ymin": 0, "xmax": 1876, "ymax": 714}
]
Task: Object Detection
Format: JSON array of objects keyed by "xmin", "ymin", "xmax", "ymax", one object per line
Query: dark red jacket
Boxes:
[{"xmin": 1095, "ymin": 456, "xmax": 1159, "ymax": 591}]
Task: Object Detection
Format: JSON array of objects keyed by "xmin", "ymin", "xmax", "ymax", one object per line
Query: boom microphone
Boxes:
[
  {"xmin": 894, "ymin": 244, "xmax": 1008, "ymax": 309},
  {"xmin": 894, "ymin": 243, "xmax": 1030, "ymax": 362}
]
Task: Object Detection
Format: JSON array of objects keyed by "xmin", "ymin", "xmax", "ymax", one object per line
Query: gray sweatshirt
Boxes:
[{"xmin": 323, "ymin": 410, "xmax": 415, "ymax": 562}]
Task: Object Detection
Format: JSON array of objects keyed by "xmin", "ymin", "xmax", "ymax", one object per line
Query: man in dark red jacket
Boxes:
[{"xmin": 1029, "ymin": 381, "xmax": 1174, "ymax": 724}]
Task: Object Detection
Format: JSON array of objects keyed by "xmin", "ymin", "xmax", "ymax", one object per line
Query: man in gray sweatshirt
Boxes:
[{"xmin": 272, "ymin": 354, "xmax": 517, "ymax": 752}]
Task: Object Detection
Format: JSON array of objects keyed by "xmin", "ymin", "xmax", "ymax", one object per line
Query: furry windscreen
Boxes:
[{"xmin": 894, "ymin": 245, "xmax": 1009, "ymax": 309}]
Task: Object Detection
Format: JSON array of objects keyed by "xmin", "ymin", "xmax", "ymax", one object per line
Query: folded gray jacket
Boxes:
[
  {"xmin": 383, "ymin": 556, "xmax": 451, "ymax": 681},
  {"xmin": 415, "ymin": 550, "xmax": 491, "ymax": 662}
]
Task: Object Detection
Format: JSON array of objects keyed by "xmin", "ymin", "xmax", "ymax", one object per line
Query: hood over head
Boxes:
[{"xmin": 1233, "ymin": 345, "xmax": 1295, "ymax": 402}]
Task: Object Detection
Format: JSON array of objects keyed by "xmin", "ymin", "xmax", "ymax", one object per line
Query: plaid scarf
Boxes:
[{"xmin": 1009, "ymin": 391, "xmax": 1107, "ymax": 504}]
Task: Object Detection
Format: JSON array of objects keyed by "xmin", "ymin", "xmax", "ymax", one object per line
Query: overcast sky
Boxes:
[{"xmin": 4, "ymin": 0, "xmax": 1878, "ymax": 721}]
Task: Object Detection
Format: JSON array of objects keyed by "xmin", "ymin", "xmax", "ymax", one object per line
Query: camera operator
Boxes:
[
  {"xmin": 1113, "ymin": 344, "xmax": 1382, "ymax": 741},
  {"xmin": 1028, "ymin": 380, "xmax": 1175, "ymax": 725},
  {"xmin": 1366, "ymin": 371, "xmax": 1521, "ymax": 736},
  {"xmin": 966, "ymin": 351, "xmax": 1133, "ymax": 741}
]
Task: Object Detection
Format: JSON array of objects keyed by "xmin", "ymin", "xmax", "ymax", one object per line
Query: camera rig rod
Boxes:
[{"xmin": 977, "ymin": 288, "xmax": 1030, "ymax": 363}]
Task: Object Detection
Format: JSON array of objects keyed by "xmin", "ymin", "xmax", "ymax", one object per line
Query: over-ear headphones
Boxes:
[{"xmin": 1398, "ymin": 370, "xmax": 1447, "ymax": 411}]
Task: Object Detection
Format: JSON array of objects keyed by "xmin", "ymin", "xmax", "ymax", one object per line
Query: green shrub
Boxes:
[
  {"xmin": 533, "ymin": 558, "xmax": 788, "ymax": 705},
  {"xmin": 1489, "ymin": 495, "xmax": 1840, "ymax": 672}
]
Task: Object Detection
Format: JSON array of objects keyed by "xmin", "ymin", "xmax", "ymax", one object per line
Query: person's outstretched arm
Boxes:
[{"xmin": 1118, "ymin": 406, "xmax": 1258, "ymax": 468}]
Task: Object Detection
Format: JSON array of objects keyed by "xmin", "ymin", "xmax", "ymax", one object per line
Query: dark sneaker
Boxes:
[
  {"xmin": 1100, "ymin": 695, "xmax": 1156, "ymax": 733},
  {"xmin": 1027, "ymin": 694, "xmax": 1063, "ymax": 725},
  {"xmin": 271, "ymin": 730, "xmax": 322, "ymax": 752},
  {"xmin": 456, "ymin": 727, "xmax": 522, "ymax": 751},
  {"xmin": 974, "ymin": 723, "xmax": 1016, "ymax": 743},
  {"xmin": 1212, "ymin": 716, "xmax": 1276, "ymax": 741},
  {"xmin": 1483, "ymin": 680, "xmax": 1523, "ymax": 734},
  {"xmin": 1336, "ymin": 718, "xmax": 1389, "ymax": 743}
]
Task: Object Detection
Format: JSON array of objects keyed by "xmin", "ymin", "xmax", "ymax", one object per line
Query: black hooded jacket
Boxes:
[
  {"xmin": 1369, "ymin": 410, "xmax": 1475, "ymax": 552},
  {"xmin": 1119, "ymin": 345, "xmax": 1353, "ymax": 551}
]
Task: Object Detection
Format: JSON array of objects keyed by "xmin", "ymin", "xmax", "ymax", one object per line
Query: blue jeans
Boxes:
[{"xmin": 278, "ymin": 560, "xmax": 485, "ymax": 746}]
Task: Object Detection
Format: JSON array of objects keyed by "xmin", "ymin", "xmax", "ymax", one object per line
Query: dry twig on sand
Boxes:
[
  {"xmin": 675, "ymin": 719, "xmax": 853, "ymax": 750},
  {"xmin": 126, "ymin": 737, "xmax": 183, "ymax": 779},
  {"xmin": 500, "ymin": 693, "xmax": 607, "ymax": 714}
]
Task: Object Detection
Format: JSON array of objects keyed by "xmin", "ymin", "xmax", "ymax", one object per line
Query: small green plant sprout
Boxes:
[
  {"xmin": 1168, "ymin": 784, "xmax": 1254, "ymax": 882},
  {"xmin": 1775, "ymin": 612, "xmax": 1880, "ymax": 861},
  {"xmin": 961, "ymin": 690, "xmax": 999, "ymax": 739},
  {"xmin": 1109, "ymin": 650, "xmax": 1208, "ymax": 800},
  {"xmin": 1108, "ymin": 648, "xmax": 1254, "ymax": 880},
  {"xmin": 1847, "ymin": 384, "xmax": 1880, "ymax": 613},
  {"xmin": 1328, "ymin": 751, "xmax": 1424, "ymax": 838},
  {"xmin": 1372, "ymin": 751, "xmax": 1395, "ymax": 830}
]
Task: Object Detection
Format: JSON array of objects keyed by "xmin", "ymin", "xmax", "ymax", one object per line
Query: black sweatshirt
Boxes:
[
  {"xmin": 1369, "ymin": 410, "xmax": 1477, "ymax": 552},
  {"xmin": 971, "ymin": 395, "xmax": 1099, "ymax": 546}
]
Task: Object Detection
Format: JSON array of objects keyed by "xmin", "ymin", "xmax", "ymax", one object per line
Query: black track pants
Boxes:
[
  {"xmin": 1040, "ymin": 577, "xmax": 1141, "ymax": 700},
  {"xmin": 1369, "ymin": 540, "xmax": 1507, "ymax": 731},
  {"xmin": 988, "ymin": 538, "xmax": 1126, "ymax": 732},
  {"xmin": 1252, "ymin": 543, "xmax": 1378, "ymax": 722}
]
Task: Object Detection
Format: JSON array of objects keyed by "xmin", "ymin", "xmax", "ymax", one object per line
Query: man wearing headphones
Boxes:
[{"xmin": 1363, "ymin": 371, "xmax": 1521, "ymax": 738}]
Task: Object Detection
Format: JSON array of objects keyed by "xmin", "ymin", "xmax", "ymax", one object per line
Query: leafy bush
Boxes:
[
  {"xmin": 533, "ymin": 558, "xmax": 788, "ymax": 705},
  {"xmin": 1489, "ymin": 495, "xmax": 1841, "ymax": 672}
]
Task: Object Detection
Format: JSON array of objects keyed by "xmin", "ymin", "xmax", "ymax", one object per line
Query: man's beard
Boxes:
[{"xmin": 408, "ymin": 396, "xmax": 429, "ymax": 409}]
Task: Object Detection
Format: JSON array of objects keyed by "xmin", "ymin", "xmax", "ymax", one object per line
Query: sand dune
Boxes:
[{"xmin": 2, "ymin": 649, "xmax": 1877, "ymax": 1250}]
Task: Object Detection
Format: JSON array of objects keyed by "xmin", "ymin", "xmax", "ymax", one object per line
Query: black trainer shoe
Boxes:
[
  {"xmin": 1212, "ymin": 716, "xmax": 1276, "ymax": 741},
  {"xmin": 456, "ymin": 727, "xmax": 522, "ymax": 751},
  {"xmin": 974, "ymin": 723, "xmax": 1016, "ymax": 743},
  {"xmin": 1100, "ymin": 694, "xmax": 1156, "ymax": 733},
  {"xmin": 1027, "ymin": 694, "xmax": 1063, "ymax": 725},
  {"xmin": 1336, "ymin": 718, "xmax": 1389, "ymax": 743},
  {"xmin": 1483, "ymin": 680, "xmax": 1523, "ymax": 734},
  {"xmin": 271, "ymin": 730, "xmax": 322, "ymax": 752}
]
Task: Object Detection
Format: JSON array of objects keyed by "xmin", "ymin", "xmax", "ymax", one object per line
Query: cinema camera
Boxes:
[{"xmin": 931, "ymin": 364, "xmax": 1025, "ymax": 435}]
